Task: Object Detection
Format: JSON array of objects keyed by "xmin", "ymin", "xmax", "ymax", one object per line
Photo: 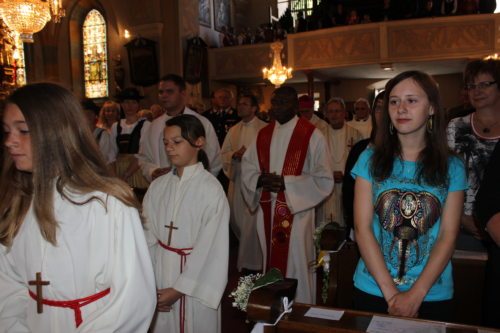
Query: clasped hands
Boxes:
[
  {"xmin": 386, "ymin": 289, "xmax": 425, "ymax": 318},
  {"xmin": 156, "ymin": 287, "xmax": 184, "ymax": 312},
  {"xmin": 257, "ymin": 172, "xmax": 285, "ymax": 192}
]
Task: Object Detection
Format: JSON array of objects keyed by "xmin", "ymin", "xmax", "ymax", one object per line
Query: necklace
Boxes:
[{"xmin": 473, "ymin": 113, "xmax": 500, "ymax": 134}]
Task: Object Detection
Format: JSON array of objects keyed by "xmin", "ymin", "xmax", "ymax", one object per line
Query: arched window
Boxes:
[
  {"xmin": 278, "ymin": 0, "xmax": 321, "ymax": 18},
  {"xmin": 82, "ymin": 9, "xmax": 108, "ymax": 98}
]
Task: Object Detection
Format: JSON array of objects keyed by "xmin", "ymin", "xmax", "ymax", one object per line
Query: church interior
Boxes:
[{"xmin": 1, "ymin": 0, "xmax": 500, "ymax": 332}]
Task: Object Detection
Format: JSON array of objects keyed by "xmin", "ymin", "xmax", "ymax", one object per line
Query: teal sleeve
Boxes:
[
  {"xmin": 351, "ymin": 148, "xmax": 373, "ymax": 182},
  {"xmin": 448, "ymin": 156, "xmax": 468, "ymax": 192}
]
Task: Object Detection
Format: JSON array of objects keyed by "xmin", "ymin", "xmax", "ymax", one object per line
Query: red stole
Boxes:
[{"xmin": 256, "ymin": 117, "xmax": 315, "ymax": 274}]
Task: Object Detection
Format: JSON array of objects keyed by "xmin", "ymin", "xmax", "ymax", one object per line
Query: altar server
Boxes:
[
  {"xmin": 0, "ymin": 83, "xmax": 156, "ymax": 332},
  {"xmin": 143, "ymin": 115, "xmax": 229, "ymax": 333}
]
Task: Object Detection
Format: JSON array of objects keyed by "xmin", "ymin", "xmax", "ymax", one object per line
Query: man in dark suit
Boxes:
[{"xmin": 204, "ymin": 88, "xmax": 240, "ymax": 145}]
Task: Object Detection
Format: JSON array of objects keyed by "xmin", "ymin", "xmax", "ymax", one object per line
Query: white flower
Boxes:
[{"xmin": 229, "ymin": 273, "xmax": 263, "ymax": 312}]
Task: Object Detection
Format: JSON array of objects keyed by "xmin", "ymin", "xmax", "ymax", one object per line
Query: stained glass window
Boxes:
[{"xmin": 83, "ymin": 9, "xmax": 108, "ymax": 98}]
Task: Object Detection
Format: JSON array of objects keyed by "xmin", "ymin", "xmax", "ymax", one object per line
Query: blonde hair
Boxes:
[
  {"xmin": 0, "ymin": 83, "xmax": 141, "ymax": 248},
  {"xmin": 98, "ymin": 100, "xmax": 120, "ymax": 130}
]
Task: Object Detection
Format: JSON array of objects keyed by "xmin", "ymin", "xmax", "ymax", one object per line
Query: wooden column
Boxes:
[{"xmin": 305, "ymin": 70, "xmax": 314, "ymax": 97}]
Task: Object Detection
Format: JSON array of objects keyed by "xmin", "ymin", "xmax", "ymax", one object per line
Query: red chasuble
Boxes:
[{"xmin": 257, "ymin": 118, "xmax": 315, "ymax": 274}]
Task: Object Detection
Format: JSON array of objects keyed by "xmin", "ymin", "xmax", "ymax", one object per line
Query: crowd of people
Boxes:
[
  {"xmin": 219, "ymin": 0, "xmax": 497, "ymax": 47},
  {"xmin": 1, "ymin": 57, "xmax": 499, "ymax": 332}
]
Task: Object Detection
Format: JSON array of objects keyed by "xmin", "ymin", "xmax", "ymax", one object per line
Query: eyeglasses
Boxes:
[{"xmin": 465, "ymin": 81, "xmax": 497, "ymax": 91}]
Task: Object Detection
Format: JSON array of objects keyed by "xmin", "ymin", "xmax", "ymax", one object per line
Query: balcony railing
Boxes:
[{"xmin": 208, "ymin": 13, "xmax": 500, "ymax": 81}]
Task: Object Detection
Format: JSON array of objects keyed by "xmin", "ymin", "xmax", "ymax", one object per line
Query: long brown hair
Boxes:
[
  {"xmin": 0, "ymin": 83, "xmax": 140, "ymax": 247},
  {"xmin": 372, "ymin": 71, "xmax": 451, "ymax": 186}
]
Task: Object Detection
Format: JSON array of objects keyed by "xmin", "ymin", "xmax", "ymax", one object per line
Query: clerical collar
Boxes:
[{"xmin": 275, "ymin": 115, "xmax": 298, "ymax": 129}]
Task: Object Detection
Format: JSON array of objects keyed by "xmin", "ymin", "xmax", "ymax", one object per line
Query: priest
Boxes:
[
  {"xmin": 241, "ymin": 86, "xmax": 334, "ymax": 304},
  {"xmin": 221, "ymin": 93, "xmax": 267, "ymax": 271},
  {"xmin": 320, "ymin": 97, "xmax": 363, "ymax": 227}
]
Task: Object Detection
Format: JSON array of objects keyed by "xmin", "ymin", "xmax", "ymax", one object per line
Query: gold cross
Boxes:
[
  {"xmin": 165, "ymin": 221, "xmax": 178, "ymax": 246},
  {"xmin": 28, "ymin": 272, "xmax": 50, "ymax": 313}
]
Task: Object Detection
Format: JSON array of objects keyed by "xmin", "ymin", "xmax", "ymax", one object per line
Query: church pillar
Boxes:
[
  {"xmin": 178, "ymin": 0, "xmax": 203, "ymax": 108},
  {"xmin": 305, "ymin": 70, "xmax": 314, "ymax": 97}
]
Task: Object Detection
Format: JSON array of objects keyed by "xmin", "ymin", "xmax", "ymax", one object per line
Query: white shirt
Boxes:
[{"xmin": 137, "ymin": 107, "xmax": 222, "ymax": 181}]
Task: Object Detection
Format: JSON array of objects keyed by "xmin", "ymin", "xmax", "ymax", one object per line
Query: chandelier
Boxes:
[
  {"xmin": 0, "ymin": 0, "xmax": 65, "ymax": 43},
  {"xmin": 262, "ymin": 41, "xmax": 292, "ymax": 87}
]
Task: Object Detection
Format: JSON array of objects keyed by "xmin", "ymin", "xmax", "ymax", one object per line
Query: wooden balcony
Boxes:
[{"xmin": 208, "ymin": 13, "xmax": 500, "ymax": 83}]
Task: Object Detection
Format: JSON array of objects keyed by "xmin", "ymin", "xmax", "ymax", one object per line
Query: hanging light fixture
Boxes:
[
  {"xmin": 0, "ymin": 0, "xmax": 65, "ymax": 43},
  {"xmin": 262, "ymin": 41, "xmax": 292, "ymax": 87}
]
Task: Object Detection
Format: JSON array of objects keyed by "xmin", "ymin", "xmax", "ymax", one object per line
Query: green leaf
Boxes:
[{"xmin": 251, "ymin": 268, "xmax": 284, "ymax": 291}]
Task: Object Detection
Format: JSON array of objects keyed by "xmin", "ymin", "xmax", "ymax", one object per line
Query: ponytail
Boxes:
[{"xmin": 198, "ymin": 149, "xmax": 210, "ymax": 170}]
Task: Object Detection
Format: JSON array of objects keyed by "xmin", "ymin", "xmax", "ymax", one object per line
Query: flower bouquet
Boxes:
[{"xmin": 230, "ymin": 268, "xmax": 297, "ymax": 324}]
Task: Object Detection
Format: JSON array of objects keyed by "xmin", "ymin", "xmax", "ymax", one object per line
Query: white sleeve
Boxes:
[
  {"xmin": 79, "ymin": 200, "xmax": 156, "ymax": 332},
  {"xmin": 203, "ymin": 121, "xmax": 223, "ymax": 176},
  {"xmin": 220, "ymin": 128, "xmax": 237, "ymax": 180},
  {"xmin": 109, "ymin": 122, "xmax": 119, "ymax": 163},
  {"xmin": 0, "ymin": 247, "xmax": 30, "ymax": 333},
  {"xmin": 136, "ymin": 121, "xmax": 160, "ymax": 182},
  {"xmin": 98, "ymin": 131, "xmax": 115, "ymax": 164},
  {"xmin": 240, "ymin": 140, "xmax": 262, "ymax": 211},
  {"xmin": 142, "ymin": 184, "xmax": 159, "ymax": 268}
]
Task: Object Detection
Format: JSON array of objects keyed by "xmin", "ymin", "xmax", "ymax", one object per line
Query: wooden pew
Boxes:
[
  {"xmin": 315, "ymin": 236, "xmax": 488, "ymax": 326},
  {"xmin": 257, "ymin": 303, "xmax": 500, "ymax": 333}
]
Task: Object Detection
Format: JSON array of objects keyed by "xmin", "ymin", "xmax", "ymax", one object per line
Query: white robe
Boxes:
[
  {"xmin": 93, "ymin": 128, "xmax": 114, "ymax": 164},
  {"xmin": 0, "ymin": 190, "xmax": 156, "ymax": 333},
  {"xmin": 221, "ymin": 117, "xmax": 267, "ymax": 271},
  {"xmin": 143, "ymin": 163, "xmax": 229, "ymax": 333},
  {"xmin": 318, "ymin": 124, "xmax": 363, "ymax": 226},
  {"xmin": 136, "ymin": 107, "xmax": 222, "ymax": 181},
  {"xmin": 240, "ymin": 116, "xmax": 334, "ymax": 304},
  {"xmin": 309, "ymin": 114, "xmax": 331, "ymax": 139},
  {"xmin": 348, "ymin": 115, "xmax": 372, "ymax": 139}
]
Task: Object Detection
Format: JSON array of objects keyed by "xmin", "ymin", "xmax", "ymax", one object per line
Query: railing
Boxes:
[{"xmin": 208, "ymin": 13, "xmax": 500, "ymax": 81}]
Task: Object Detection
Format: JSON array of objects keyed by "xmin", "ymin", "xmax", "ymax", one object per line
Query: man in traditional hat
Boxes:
[{"xmin": 297, "ymin": 95, "xmax": 330, "ymax": 138}]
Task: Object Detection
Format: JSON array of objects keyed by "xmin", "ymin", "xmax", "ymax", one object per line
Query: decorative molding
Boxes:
[
  {"xmin": 388, "ymin": 20, "xmax": 494, "ymax": 60},
  {"xmin": 289, "ymin": 27, "xmax": 380, "ymax": 69},
  {"xmin": 210, "ymin": 43, "xmax": 271, "ymax": 79}
]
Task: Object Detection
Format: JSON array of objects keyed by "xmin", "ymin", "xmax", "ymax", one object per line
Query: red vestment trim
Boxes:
[
  {"xmin": 28, "ymin": 288, "xmax": 110, "ymax": 328},
  {"xmin": 256, "ymin": 118, "xmax": 315, "ymax": 274},
  {"xmin": 158, "ymin": 240, "xmax": 193, "ymax": 333}
]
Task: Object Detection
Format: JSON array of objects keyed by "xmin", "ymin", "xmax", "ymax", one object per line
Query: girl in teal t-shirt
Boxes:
[{"xmin": 351, "ymin": 71, "xmax": 467, "ymax": 322}]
